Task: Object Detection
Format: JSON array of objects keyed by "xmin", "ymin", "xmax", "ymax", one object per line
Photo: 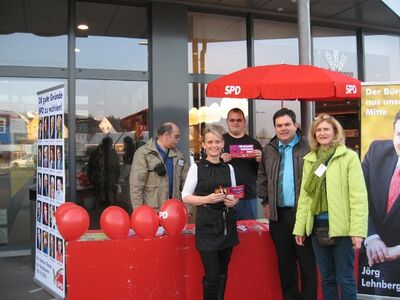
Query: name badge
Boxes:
[
  {"xmin": 314, "ymin": 164, "xmax": 327, "ymax": 177},
  {"xmin": 178, "ymin": 159, "xmax": 185, "ymax": 166}
]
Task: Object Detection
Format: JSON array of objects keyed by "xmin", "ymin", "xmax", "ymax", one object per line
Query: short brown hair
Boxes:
[{"xmin": 308, "ymin": 113, "xmax": 345, "ymax": 151}]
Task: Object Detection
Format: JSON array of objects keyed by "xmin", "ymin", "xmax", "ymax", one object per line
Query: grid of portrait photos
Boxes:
[{"xmin": 37, "ymin": 113, "xmax": 65, "ymax": 264}]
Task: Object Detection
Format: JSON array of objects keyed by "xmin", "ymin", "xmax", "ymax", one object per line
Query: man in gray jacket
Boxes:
[
  {"xmin": 257, "ymin": 108, "xmax": 317, "ymax": 300},
  {"xmin": 130, "ymin": 122, "xmax": 188, "ymax": 211}
]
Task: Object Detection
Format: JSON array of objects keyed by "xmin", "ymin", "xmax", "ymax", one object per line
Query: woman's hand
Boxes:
[
  {"xmin": 295, "ymin": 235, "xmax": 305, "ymax": 246},
  {"xmin": 207, "ymin": 192, "xmax": 226, "ymax": 204},
  {"xmin": 223, "ymin": 194, "xmax": 238, "ymax": 207},
  {"xmin": 351, "ymin": 236, "xmax": 364, "ymax": 250}
]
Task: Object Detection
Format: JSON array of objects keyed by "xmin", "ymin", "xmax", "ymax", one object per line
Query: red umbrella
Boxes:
[{"xmin": 206, "ymin": 64, "xmax": 361, "ymax": 101}]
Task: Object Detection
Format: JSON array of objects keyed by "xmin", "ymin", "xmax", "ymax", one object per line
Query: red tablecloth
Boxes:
[{"xmin": 66, "ymin": 221, "xmax": 282, "ymax": 299}]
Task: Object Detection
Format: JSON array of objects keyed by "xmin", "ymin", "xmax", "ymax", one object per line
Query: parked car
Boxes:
[{"xmin": 9, "ymin": 155, "xmax": 35, "ymax": 169}]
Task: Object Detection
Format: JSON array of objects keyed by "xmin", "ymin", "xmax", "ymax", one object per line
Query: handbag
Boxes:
[{"xmin": 314, "ymin": 226, "xmax": 338, "ymax": 246}]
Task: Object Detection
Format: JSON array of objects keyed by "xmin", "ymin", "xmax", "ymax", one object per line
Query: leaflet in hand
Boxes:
[
  {"xmin": 214, "ymin": 184, "xmax": 245, "ymax": 199},
  {"xmin": 230, "ymin": 144, "xmax": 256, "ymax": 158}
]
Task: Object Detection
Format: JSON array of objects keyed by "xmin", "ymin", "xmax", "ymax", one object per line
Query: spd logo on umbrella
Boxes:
[
  {"xmin": 345, "ymin": 84, "xmax": 357, "ymax": 95},
  {"xmin": 224, "ymin": 85, "xmax": 241, "ymax": 96}
]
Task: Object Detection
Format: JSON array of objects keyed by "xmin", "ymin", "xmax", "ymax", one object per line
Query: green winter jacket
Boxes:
[{"xmin": 293, "ymin": 145, "xmax": 368, "ymax": 238}]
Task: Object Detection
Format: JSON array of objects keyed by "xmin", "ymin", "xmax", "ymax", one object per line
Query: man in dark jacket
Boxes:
[
  {"xmin": 360, "ymin": 111, "xmax": 400, "ymax": 297},
  {"xmin": 88, "ymin": 136, "xmax": 120, "ymax": 208},
  {"xmin": 257, "ymin": 108, "xmax": 317, "ymax": 300}
]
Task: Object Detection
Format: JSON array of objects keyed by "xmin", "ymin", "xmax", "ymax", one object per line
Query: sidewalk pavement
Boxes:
[{"xmin": 0, "ymin": 252, "xmax": 54, "ymax": 300}]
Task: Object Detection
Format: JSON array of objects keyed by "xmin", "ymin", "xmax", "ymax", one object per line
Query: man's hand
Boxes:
[
  {"xmin": 385, "ymin": 246, "xmax": 400, "ymax": 262},
  {"xmin": 253, "ymin": 149, "xmax": 262, "ymax": 162},
  {"xmin": 221, "ymin": 152, "xmax": 231, "ymax": 163},
  {"xmin": 366, "ymin": 238, "xmax": 389, "ymax": 266},
  {"xmin": 263, "ymin": 204, "xmax": 271, "ymax": 219}
]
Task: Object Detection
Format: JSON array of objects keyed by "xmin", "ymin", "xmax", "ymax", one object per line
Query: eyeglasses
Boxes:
[{"xmin": 228, "ymin": 118, "xmax": 244, "ymax": 123}]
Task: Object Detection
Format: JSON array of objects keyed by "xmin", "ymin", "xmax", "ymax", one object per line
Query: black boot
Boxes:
[
  {"xmin": 203, "ymin": 277, "xmax": 219, "ymax": 300},
  {"xmin": 217, "ymin": 275, "xmax": 227, "ymax": 300}
]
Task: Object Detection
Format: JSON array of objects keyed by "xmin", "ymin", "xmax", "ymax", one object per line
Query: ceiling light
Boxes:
[
  {"xmin": 277, "ymin": 7, "xmax": 284, "ymax": 12},
  {"xmin": 77, "ymin": 24, "xmax": 89, "ymax": 30}
]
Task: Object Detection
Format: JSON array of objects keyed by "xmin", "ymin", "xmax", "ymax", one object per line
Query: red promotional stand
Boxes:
[
  {"xmin": 66, "ymin": 221, "xmax": 282, "ymax": 299},
  {"xmin": 66, "ymin": 220, "xmax": 359, "ymax": 299}
]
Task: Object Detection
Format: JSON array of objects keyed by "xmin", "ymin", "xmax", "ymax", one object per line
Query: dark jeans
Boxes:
[
  {"xmin": 199, "ymin": 247, "xmax": 233, "ymax": 283},
  {"xmin": 235, "ymin": 198, "xmax": 258, "ymax": 220},
  {"xmin": 269, "ymin": 208, "xmax": 317, "ymax": 300},
  {"xmin": 311, "ymin": 234, "xmax": 356, "ymax": 300}
]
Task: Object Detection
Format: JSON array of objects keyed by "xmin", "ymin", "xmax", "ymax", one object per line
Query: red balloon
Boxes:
[
  {"xmin": 159, "ymin": 199, "xmax": 187, "ymax": 236},
  {"xmin": 100, "ymin": 206, "xmax": 130, "ymax": 240},
  {"xmin": 130, "ymin": 205, "xmax": 159, "ymax": 239},
  {"xmin": 56, "ymin": 205, "xmax": 89, "ymax": 241},
  {"xmin": 55, "ymin": 202, "xmax": 76, "ymax": 221}
]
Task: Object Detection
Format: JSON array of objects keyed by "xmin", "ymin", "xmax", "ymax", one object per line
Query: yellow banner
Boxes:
[{"xmin": 361, "ymin": 83, "xmax": 400, "ymax": 159}]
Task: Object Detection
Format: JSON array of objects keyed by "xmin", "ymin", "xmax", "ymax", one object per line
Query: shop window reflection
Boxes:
[
  {"xmin": 76, "ymin": 80, "xmax": 148, "ymax": 229},
  {"xmin": 188, "ymin": 12, "xmax": 247, "ymax": 75},
  {"xmin": 0, "ymin": 78, "xmax": 65, "ymax": 249}
]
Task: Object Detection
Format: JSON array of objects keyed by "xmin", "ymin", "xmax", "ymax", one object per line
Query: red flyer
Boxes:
[
  {"xmin": 214, "ymin": 185, "xmax": 245, "ymax": 199},
  {"xmin": 230, "ymin": 144, "xmax": 256, "ymax": 158}
]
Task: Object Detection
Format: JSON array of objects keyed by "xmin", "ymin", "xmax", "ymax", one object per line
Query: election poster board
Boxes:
[
  {"xmin": 358, "ymin": 82, "xmax": 400, "ymax": 298},
  {"xmin": 35, "ymin": 85, "xmax": 66, "ymax": 299}
]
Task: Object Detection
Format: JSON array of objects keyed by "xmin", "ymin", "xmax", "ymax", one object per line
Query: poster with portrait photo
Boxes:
[
  {"xmin": 49, "ymin": 175, "xmax": 55, "ymax": 200},
  {"xmin": 50, "ymin": 145, "xmax": 55, "ymax": 169},
  {"xmin": 56, "ymin": 114, "xmax": 63, "ymax": 139},
  {"xmin": 36, "ymin": 85, "xmax": 66, "ymax": 299},
  {"xmin": 37, "ymin": 228, "xmax": 42, "ymax": 250},
  {"xmin": 56, "ymin": 145, "xmax": 63, "ymax": 170},
  {"xmin": 42, "ymin": 145, "xmax": 49, "ymax": 169},
  {"xmin": 49, "ymin": 233, "xmax": 55, "ymax": 259},
  {"xmin": 43, "ymin": 116, "xmax": 49, "ymax": 140},
  {"xmin": 358, "ymin": 83, "xmax": 400, "ymax": 298},
  {"xmin": 37, "ymin": 201, "xmax": 42, "ymax": 223},
  {"xmin": 38, "ymin": 117, "xmax": 43, "ymax": 140},
  {"xmin": 37, "ymin": 145, "xmax": 42, "ymax": 168}
]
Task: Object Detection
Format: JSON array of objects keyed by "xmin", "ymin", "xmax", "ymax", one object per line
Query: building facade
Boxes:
[{"xmin": 0, "ymin": 0, "xmax": 399, "ymax": 253}]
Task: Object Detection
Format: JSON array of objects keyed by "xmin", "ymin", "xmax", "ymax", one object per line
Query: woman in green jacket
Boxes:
[{"xmin": 293, "ymin": 113, "xmax": 368, "ymax": 300}]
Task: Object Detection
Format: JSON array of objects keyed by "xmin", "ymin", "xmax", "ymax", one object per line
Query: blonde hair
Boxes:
[
  {"xmin": 308, "ymin": 113, "xmax": 345, "ymax": 151},
  {"xmin": 202, "ymin": 125, "xmax": 225, "ymax": 142}
]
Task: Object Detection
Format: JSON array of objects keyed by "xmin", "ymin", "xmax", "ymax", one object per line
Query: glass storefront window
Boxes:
[
  {"xmin": 254, "ymin": 19, "xmax": 299, "ymax": 66},
  {"xmin": 0, "ymin": 78, "xmax": 66, "ymax": 249},
  {"xmin": 313, "ymin": 27, "xmax": 358, "ymax": 79},
  {"xmin": 365, "ymin": 34, "xmax": 400, "ymax": 82},
  {"xmin": 75, "ymin": 80, "xmax": 148, "ymax": 227},
  {"xmin": 188, "ymin": 12, "xmax": 247, "ymax": 74},
  {"xmin": 254, "ymin": 19, "xmax": 300, "ymax": 147},
  {"xmin": 312, "ymin": 27, "xmax": 360, "ymax": 151},
  {"xmin": 76, "ymin": 3, "xmax": 148, "ymax": 71},
  {"xmin": 0, "ymin": 0, "xmax": 67, "ymax": 67}
]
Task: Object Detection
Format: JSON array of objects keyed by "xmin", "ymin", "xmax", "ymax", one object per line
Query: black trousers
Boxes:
[
  {"xmin": 269, "ymin": 208, "xmax": 318, "ymax": 300},
  {"xmin": 199, "ymin": 247, "xmax": 233, "ymax": 282}
]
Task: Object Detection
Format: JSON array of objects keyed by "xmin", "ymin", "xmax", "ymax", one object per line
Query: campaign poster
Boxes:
[
  {"xmin": 35, "ymin": 85, "xmax": 66, "ymax": 299},
  {"xmin": 358, "ymin": 83, "xmax": 400, "ymax": 298}
]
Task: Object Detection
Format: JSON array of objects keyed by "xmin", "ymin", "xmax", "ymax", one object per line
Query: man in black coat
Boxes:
[{"xmin": 361, "ymin": 111, "xmax": 400, "ymax": 297}]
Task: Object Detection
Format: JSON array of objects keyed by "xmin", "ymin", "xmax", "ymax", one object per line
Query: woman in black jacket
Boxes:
[{"xmin": 182, "ymin": 125, "xmax": 238, "ymax": 300}]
